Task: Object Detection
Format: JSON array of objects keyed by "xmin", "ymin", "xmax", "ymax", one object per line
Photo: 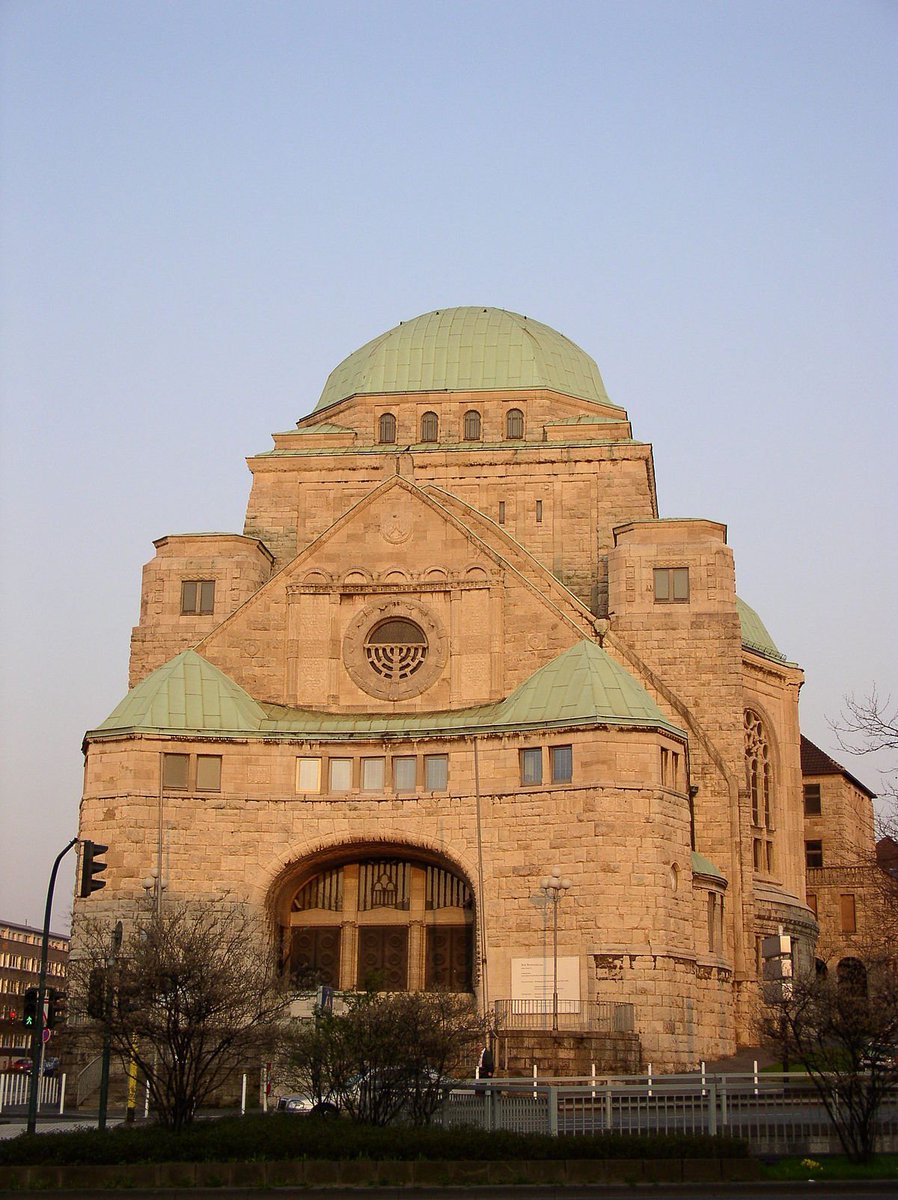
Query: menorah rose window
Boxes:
[
  {"xmin": 285, "ymin": 857, "xmax": 474, "ymax": 993},
  {"xmin": 364, "ymin": 618, "xmax": 428, "ymax": 680}
]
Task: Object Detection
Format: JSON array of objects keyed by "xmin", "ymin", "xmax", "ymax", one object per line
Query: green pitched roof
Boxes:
[
  {"xmin": 92, "ymin": 642, "xmax": 683, "ymax": 741},
  {"xmin": 737, "ymin": 597, "xmax": 786, "ymax": 663},
  {"xmin": 96, "ymin": 651, "xmax": 267, "ymax": 733},
  {"xmin": 314, "ymin": 307, "xmax": 615, "ymax": 412}
]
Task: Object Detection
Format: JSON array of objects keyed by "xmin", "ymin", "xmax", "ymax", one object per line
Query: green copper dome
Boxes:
[{"xmin": 314, "ymin": 307, "xmax": 612, "ymax": 412}]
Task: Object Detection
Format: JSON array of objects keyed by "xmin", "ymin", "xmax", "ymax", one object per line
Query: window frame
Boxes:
[
  {"xmin": 328, "ymin": 757, "xmax": 353, "ymax": 793},
  {"xmin": 550, "ymin": 744, "xmax": 573, "ymax": 784},
  {"xmin": 424, "ymin": 753, "xmax": 449, "ymax": 791},
  {"xmin": 520, "ymin": 747, "xmax": 543, "ymax": 787},
  {"xmin": 378, "ymin": 412, "xmax": 397, "ymax": 444},
  {"xmin": 463, "ymin": 409, "xmax": 481, "ymax": 441},
  {"xmin": 653, "ymin": 567, "xmax": 690, "ymax": 604},
  {"xmin": 505, "ymin": 408, "xmax": 524, "ymax": 439},
  {"xmin": 296, "ymin": 757, "xmax": 322, "ymax": 793},
  {"xmin": 803, "ymin": 783, "xmax": 822, "ymax": 815},
  {"xmin": 181, "ymin": 579, "xmax": 215, "ymax": 615},
  {"xmin": 195, "ymin": 754, "xmax": 222, "ymax": 793},
  {"xmin": 392, "ymin": 755, "xmax": 417, "ymax": 792},
  {"xmin": 162, "ymin": 753, "xmax": 190, "ymax": 790},
  {"xmin": 805, "ymin": 839, "xmax": 824, "ymax": 869},
  {"xmin": 420, "ymin": 411, "xmax": 439, "ymax": 442},
  {"xmin": 840, "ymin": 893, "xmax": 857, "ymax": 934},
  {"xmin": 361, "ymin": 756, "xmax": 386, "ymax": 791}
]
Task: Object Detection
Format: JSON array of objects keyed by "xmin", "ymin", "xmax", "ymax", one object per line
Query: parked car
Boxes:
[
  {"xmin": 275, "ymin": 1092, "xmax": 339, "ymax": 1117},
  {"xmin": 7, "ymin": 1056, "xmax": 60, "ymax": 1076}
]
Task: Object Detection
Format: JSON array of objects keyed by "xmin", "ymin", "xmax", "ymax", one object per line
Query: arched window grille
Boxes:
[
  {"xmin": 744, "ymin": 710, "xmax": 775, "ymax": 851},
  {"xmin": 378, "ymin": 412, "xmax": 397, "ymax": 444},
  {"xmin": 505, "ymin": 408, "xmax": 524, "ymax": 439},
  {"xmin": 420, "ymin": 411, "xmax": 439, "ymax": 442},
  {"xmin": 463, "ymin": 410, "xmax": 481, "ymax": 441}
]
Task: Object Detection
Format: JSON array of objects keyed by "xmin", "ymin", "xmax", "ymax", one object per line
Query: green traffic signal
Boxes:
[{"xmin": 22, "ymin": 987, "xmax": 39, "ymax": 1028}]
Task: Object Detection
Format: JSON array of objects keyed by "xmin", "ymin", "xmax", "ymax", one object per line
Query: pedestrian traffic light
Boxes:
[
  {"xmin": 47, "ymin": 988, "xmax": 67, "ymax": 1028},
  {"xmin": 79, "ymin": 839, "xmax": 108, "ymax": 897},
  {"xmin": 22, "ymin": 987, "xmax": 40, "ymax": 1029}
]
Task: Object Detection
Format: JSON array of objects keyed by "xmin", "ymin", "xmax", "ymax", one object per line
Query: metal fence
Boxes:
[
  {"xmin": 441, "ymin": 1072, "xmax": 898, "ymax": 1155},
  {"xmin": 493, "ymin": 999, "xmax": 636, "ymax": 1032},
  {"xmin": 0, "ymin": 1071, "xmax": 65, "ymax": 1114}
]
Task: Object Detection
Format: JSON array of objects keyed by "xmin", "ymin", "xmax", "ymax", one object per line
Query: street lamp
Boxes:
[
  {"xmin": 540, "ymin": 868, "xmax": 572, "ymax": 1031},
  {"xmin": 141, "ymin": 867, "xmax": 167, "ymax": 913}
]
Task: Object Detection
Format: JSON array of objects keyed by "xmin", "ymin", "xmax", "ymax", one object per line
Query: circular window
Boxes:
[
  {"xmin": 343, "ymin": 600, "xmax": 447, "ymax": 700},
  {"xmin": 365, "ymin": 619, "xmax": 428, "ymax": 680}
]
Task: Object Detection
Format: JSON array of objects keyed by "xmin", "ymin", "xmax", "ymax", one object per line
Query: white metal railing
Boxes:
[
  {"xmin": 0, "ymin": 1070, "xmax": 64, "ymax": 1113},
  {"xmin": 440, "ymin": 1072, "xmax": 898, "ymax": 1155}
]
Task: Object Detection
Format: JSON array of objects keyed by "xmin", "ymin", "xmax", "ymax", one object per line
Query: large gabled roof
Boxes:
[
  {"xmin": 90, "ymin": 642, "xmax": 684, "ymax": 742},
  {"xmin": 800, "ymin": 735, "xmax": 876, "ymax": 798}
]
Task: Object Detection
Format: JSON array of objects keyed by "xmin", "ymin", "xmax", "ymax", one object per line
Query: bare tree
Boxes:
[
  {"xmin": 832, "ymin": 687, "xmax": 898, "ymax": 812},
  {"xmin": 761, "ymin": 953, "xmax": 898, "ymax": 1163},
  {"xmin": 284, "ymin": 989, "xmax": 487, "ymax": 1126},
  {"xmin": 73, "ymin": 901, "xmax": 290, "ymax": 1130}
]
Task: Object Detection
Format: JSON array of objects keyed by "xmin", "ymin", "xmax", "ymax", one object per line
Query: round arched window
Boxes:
[
  {"xmin": 505, "ymin": 408, "xmax": 524, "ymax": 439},
  {"xmin": 378, "ymin": 413, "xmax": 397, "ymax": 443},
  {"xmin": 365, "ymin": 618, "xmax": 428, "ymax": 680},
  {"xmin": 420, "ymin": 411, "xmax": 439, "ymax": 442}
]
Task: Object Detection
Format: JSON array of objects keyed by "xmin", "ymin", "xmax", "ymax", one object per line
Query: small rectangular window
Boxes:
[
  {"xmin": 654, "ymin": 567, "xmax": 689, "ymax": 603},
  {"xmin": 520, "ymin": 747, "xmax": 543, "ymax": 786},
  {"xmin": 840, "ymin": 893, "xmax": 857, "ymax": 933},
  {"xmin": 328, "ymin": 758, "xmax": 352, "ymax": 792},
  {"xmin": 424, "ymin": 754, "xmax": 448, "ymax": 791},
  {"xmin": 361, "ymin": 757, "xmax": 385, "ymax": 791},
  {"xmin": 162, "ymin": 753, "xmax": 189, "ymax": 790},
  {"xmin": 392, "ymin": 756, "xmax": 417, "ymax": 791},
  {"xmin": 753, "ymin": 838, "xmax": 762, "ymax": 871},
  {"xmin": 806, "ymin": 892, "xmax": 818, "ymax": 918},
  {"xmin": 803, "ymin": 783, "xmax": 822, "ymax": 815},
  {"xmin": 805, "ymin": 839, "xmax": 824, "ymax": 869},
  {"xmin": 765, "ymin": 840, "xmax": 774, "ymax": 873},
  {"xmin": 296, "ymin": 757, "xmax": 321, "ymax": 792},
  {"xmin": 196, "ymin": 755, "xmax": 222, "ymax": 792},
  {"xmin": 498, "ymin": 501, "xmax": 506, "ymax": 525},
  {"xmin": 181, "ymin": 579, "xmax": 215, "ymax": 615},
  {"xmin": 550, "ymin": 745, "xmax": 572, "ymax": 783},
  {"xmin": 535, "ymin": 499, "xmax": 543, "ymax": 524},
  {"xmin": 660, "ymin": 748, "xmax": 680, "ymax": 789}
]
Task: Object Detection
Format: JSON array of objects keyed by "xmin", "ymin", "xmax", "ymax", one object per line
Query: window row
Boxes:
[
  {"xmin": 296, "ymin": 754, "xmax": 449, "ymax": 794},
  {"xmin": 161, "ymin": 744, "xmax": 616, "ymax": 795},
  {"xmin": 162, "ymin": 753, "xmax": 223, "ymax": 792},
  {"xmin": 377, "ymin": 409, "xmax": 526, "ymax": 445},
  {"xmin": 519, "ymin": 745, "xmax": 572, "ymax": 786}
]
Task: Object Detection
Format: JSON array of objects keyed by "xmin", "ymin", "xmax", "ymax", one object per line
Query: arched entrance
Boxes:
[{"xmin": 276, "ymin": 850, "xmax": 475, "ymax": 994}]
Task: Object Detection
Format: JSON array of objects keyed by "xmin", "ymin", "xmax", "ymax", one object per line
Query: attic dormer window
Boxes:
[{"xmin": 378, "ymin": 413, "xmax": 397, "ymax": 443}]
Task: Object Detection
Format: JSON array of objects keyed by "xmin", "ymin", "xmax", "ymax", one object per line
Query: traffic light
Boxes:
[
  {"xmin": 22, "ymin": 987, "xmax": 40, "ymax": 1029},
  {"xmin": 79, "ymin": 840, "xmax": 108, "ymax": 897},
  {"xmin": 87, "ymin": 968, "xmax": 108, "ymax": 1019},
  {"xmin": 47, "ymin": 988, "xmax": 67, "ymax": 1028}
]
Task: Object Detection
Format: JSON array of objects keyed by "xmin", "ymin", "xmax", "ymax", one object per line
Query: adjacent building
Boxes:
[{"xmin": 0, "ymin": 920, "xmax": 69, "ymax": 1067}]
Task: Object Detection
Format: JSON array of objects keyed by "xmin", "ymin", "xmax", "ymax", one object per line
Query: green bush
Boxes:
[{"xmin": 0, "ymin": 1114, "xmax": 747, "ymax": 1166}]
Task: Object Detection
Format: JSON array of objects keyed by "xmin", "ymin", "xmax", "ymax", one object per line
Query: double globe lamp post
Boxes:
[{"xmin": 540, "ymin": 868, "xmax": 572, "ymax": 1031}]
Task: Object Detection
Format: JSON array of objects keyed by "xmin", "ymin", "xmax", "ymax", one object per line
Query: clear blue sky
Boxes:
[{"xmin": 1, "ymin": 0, "xmax": 895, "ymax": 929}]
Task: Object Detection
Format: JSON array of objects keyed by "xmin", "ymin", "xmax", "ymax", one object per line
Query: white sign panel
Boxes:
[{"xmin": 511, "ymin": 957, "xmax": 580, "ymax": 1004}]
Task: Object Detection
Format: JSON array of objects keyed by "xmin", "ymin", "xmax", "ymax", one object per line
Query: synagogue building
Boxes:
[{"xmin": 74, "ymin": 307, "xmax": 876, "ymax": 1070}]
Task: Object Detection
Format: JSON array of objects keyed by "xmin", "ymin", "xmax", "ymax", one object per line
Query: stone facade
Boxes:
[{"xmin": 73, "ymin": 306, "xmax": 864, "ymax": 1072}]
